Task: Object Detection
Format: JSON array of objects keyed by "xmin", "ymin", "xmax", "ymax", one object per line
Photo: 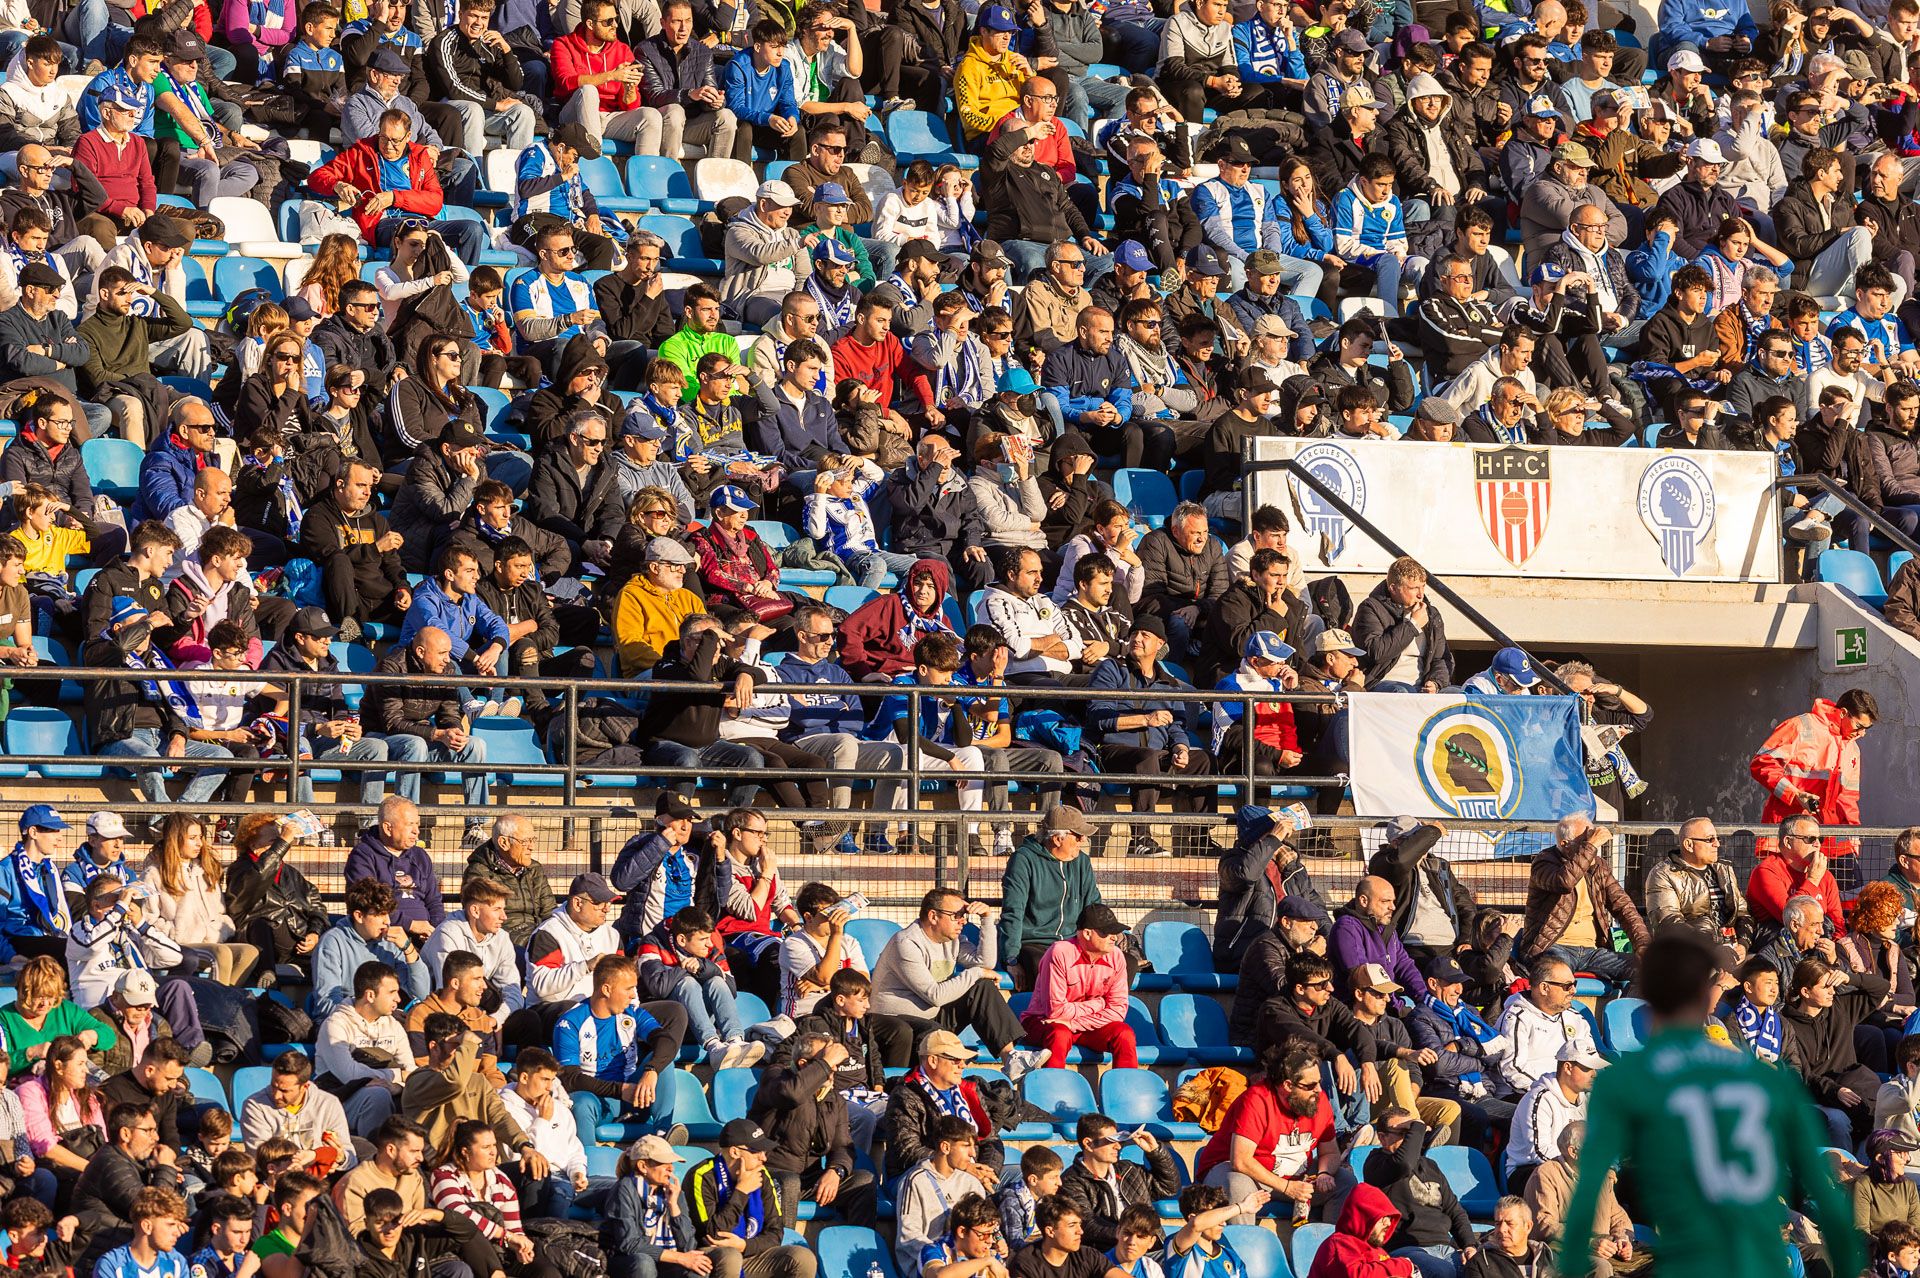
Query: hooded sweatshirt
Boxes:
[
  {"xmin": 997, "ymin": 836, "xmax": 1102, "ymax": 959},
  {"xmin": 839, "ymin": 557, "xmax": 956, "ymax": 680},
  {"xmin": 343, "ymin": 829, "xmax": 447, "ymax": 934},
  {"xmin": 0, "ymin": 48, "xmax": 78, "ymax": 151},
  {"xmin": 1307, "ymin": 1185, "xmax": 1415, "ymax": 1278}
]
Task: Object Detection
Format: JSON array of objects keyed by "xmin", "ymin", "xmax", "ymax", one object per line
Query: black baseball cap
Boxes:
[
  {"xmin": 717, "ymin": 1119, "xmax": 776, "ymax": 1152},
  {"xmin": 288, "ymin": 606, "xmax": 340, "ymax": 639}
]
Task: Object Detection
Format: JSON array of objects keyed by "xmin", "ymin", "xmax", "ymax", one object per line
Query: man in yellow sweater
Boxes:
[
  {"xmin": 954, "ymin": 6, "xmax": 1030, "ymax": 140},
  {"xmin": 613, "ymin": 537, "xmax": 707, "ymax": 675}
]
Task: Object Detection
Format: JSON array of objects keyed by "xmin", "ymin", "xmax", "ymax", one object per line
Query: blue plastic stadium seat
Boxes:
[
  {"xmin": 1224, "ymin": 1226, "xmax": 1290, "ymax": 1278},
  {"xmin": 1812, "ymin": 548, "xmax": 1887, "ymax": 608},
  {"xmin": 1430, "ymin": 1145, "xmax": 1502, "ymax": 1220},
  {"xmin": 1159, "ymin": 993, "xmax": 1251, "ymax": 1065},
  {"xmin": 641, "ymin": 213, "xmax": 722, "ymax": 274},
  {"xmin": 825, "ymin": 585, "xmax": 879, "ymax": 613},
  {"xmin": 885, "ymin": 110, "xmax": 977, "ymax": 169},
  {"xmin": 1892, "ymin": 550, "xmax": 1916, "ymax": 581},
  {"xmin": 748, "ymin": 521, "xmax": 796, "ymax": 550},
  {"xmin": 6, "ymin": 707, "xmax": 99, "ymax": 779},
  {"xmin": 1114, "ymin": 468, "xmax": 1177, "ymax": 527},
  {"xmin": 626, "ymin": 155, "xmax": 705, "ymax": 214},
  {"xmin": 711, "ymin": 1067, "xmax": 759, "ymax": 1122},
  {"xmin": 584, "ymin": 1145, "xmax": 622, "ymax": 1179},
  {"xmin": 81, "ymin": 437, "xmax": 143, "ymax": 503},
  {"xmin": 845, "ymin": 917, "xmax": 900, "ymax": 962},
  {"xmin": 818, "ymin": 1226, "xmax": 900, "ymax": 1278},
  {"xmin": 1602, "ymin": 996, "xmax": 1648, "ymax": 1055},
  {"xmin": 213, "ymin": 256, "xmax": 284, "ymax": 303},
  {"xmin": 1100, "ymin": 1068, "xmax": 1206, "ymax": 1141},
  {"xmin": 184, "ymin": 1066, "xmax": 229, "ymax": 1110},
  {"xmin": 468, "ymin": 717, "xmax": 560, "ymax": 788},
  {"xmin": 180, "ymin": 257, "xmax": 227, "ymax": 319},
  {"xmin": 473, "ymin": 386, "xmax": 512, "ymax": 435},
  {"xmin": 1142, "ymin": 920, "xmax": 1235, "ymax": 992},
  {"xmin": 1024, "ymin": 1069, "xmax": 1098, "ymax": 1136},
  {"xmin": 580, "ymin": 156, "xmax": 649, "ymax": 214},
  {"xmin": 229, "ymin": 1065, "xmax": 273, "ymax": 1113},
  {"xmin": 735, "ymin": 990, "xmax": 773, "ymax": 1025},
  {"xmin": 1291, "ymin": 1223, "xmax": 1334, "ymax": 1275}
]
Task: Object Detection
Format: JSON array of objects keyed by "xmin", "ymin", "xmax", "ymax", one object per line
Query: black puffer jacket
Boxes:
[
  {"xmin": 390, "ymin": 444, "xmax": 482, "ymax": 573},
  {"xmin": 748, "ymin": 1056, "xmax": 857, "ymax": 1178},
  {"xmin": 224, "ymin": 837, "xmax": 329, "ymax": 948},
  {"xmin": 1215, "ymin": 807, "xmax": 1323, "ymax": 971},
  {"xmin": 362, "ymin": 643, "xmax": 464, "ymax": 741},
  {"xmin": 1350, "ymin": 579, "xmax": 1453, "ymax": 689},
  {"xmin": 1866, "ymin": 424, "xmax": 1920, "ymax": 506},
  {"xmin": 1056, "ymin": 1148, "xmax": 1182, "ymax": 1252},
  {"xmin": 1378, "ymin": 109, "xmax": 1484, "ymax": 205},
  {"xmin": 526, "ymin": 453, "xmax": 625, "ymax": 550},
  {"xmin": 0, "ymin": 431, "xmax": 93, "ymax": 512}
]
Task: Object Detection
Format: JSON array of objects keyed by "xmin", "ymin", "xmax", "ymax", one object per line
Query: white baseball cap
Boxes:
[{"xmin": 88, "ymin": 811, "xmax": 131, "ymax": 839}]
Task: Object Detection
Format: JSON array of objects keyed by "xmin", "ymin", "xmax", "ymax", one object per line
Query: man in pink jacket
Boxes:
[{"xmin": 1018, "ymin": 898, "xmax": 1138, "ymax": 1069}]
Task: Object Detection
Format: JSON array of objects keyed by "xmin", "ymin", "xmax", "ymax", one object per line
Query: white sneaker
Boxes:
[
  {"xmin": 708, "ymin": 1039, "xmax": 766, "ymax": 1069},
  {"xmin": 1005, "ymin": 1046, "xmax": 1050, "ymax": 1083}
]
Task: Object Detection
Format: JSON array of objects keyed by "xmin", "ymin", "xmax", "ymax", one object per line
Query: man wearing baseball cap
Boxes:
[
  {"xmin": 1206, "ymin": 627, "xmax": 1304, "ymax": 790},
  {"xmin": 722, "ymin": 180, "xmax": 809, "ymax": 328},
  {"xmin": 612, "ymin": 411, "xmax": 697, "ymax": 522},
  {"xmin": 1465, "ymin": 647, "xmax": 1542, "ymax": 695},
  {"xmin": 1018, "ymin": 900, "xmax": 1140, "ymax": 1071},
  {"xmin": 526, "ymin": 874, "xmax": 623, "ymax": 1006},
  {"xmin": 686, "ymin": 1119, "xmax": 818, "ymax": 1278},
  {"xmin": 0, "ymin": 806, "xmax": 71, "ymax": 956},
  {"xmin": 66, "ymin": 811, "xmax": 135, "ymax": 901},
  {"xmin": 1506, "ymin": 1040, "xmax": 1606, "ymax": 1191},
  {"xmin": 261, "ymin": 605, "xmax": 399, "ymax": 814}
]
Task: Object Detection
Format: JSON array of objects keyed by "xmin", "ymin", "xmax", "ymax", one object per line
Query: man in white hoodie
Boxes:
[
  {"xmin": 1504, "ymin": 1041, "xmax": 1602, "ymax": 1194},
  {"xmin": 1494, "ymin": 954, "xmax": 1599, "ymax": 1097}
]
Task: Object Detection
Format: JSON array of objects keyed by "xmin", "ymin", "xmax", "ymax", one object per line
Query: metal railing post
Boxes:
[
  {"xmin": 287, "ymin": 678, "xmax": 302, "ymax": 800},
  {"xmin": 1243, "ymin": 687, "xmax": 1256, "ymax": 809}
]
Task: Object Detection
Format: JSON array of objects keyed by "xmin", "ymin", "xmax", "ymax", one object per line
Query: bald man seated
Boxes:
[
  {"xmin": 362, "ymin": 625, "xmax": 495, "ymax": 847},
  {"xmin": 1329, "ymin": 874, "xmax": 1430, "ymax": 998}
]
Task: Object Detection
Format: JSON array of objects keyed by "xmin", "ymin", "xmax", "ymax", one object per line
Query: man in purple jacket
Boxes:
[
  {"xmin": 342, "ymin": 795, "xmax": 446, "ymax": 947},
  {"xmin": 1329, "ymin": 875, "xmax": 1428, "ymax": 999}
]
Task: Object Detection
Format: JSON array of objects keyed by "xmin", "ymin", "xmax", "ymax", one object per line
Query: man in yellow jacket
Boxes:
[
  {"xmin": 613, "ymin": 538, "xmax": 707, "ymax": 675},
  {"xmin": 955, "ymin": 6, "xmax": 1031, "ymax": 140}
]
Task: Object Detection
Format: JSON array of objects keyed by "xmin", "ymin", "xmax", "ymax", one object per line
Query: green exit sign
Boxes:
[{"xmin": 1836, "ymin": 627, "xmax": 1868, "ymax": 668}]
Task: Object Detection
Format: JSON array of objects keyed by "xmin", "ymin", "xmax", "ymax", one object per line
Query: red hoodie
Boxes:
[
  {"xmin": 840, "ymin": 557, "xmax": 956, "ymax": 680},
  {"xmin": 1308, "ymin": 1185, "xmax": 1415, "ymax": 1278},
  {"xmin": 551, "ymin": 27, "xmax": 642, "ymax": 111}
]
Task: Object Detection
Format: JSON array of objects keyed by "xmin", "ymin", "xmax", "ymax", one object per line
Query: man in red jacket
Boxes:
[
  {"xmin": 305, "ymin": 108, "xmax": 488, "ymax": 264},
  {"xmin": 552, "ymin": 0, "xmax": 655, "ymax": 149}
]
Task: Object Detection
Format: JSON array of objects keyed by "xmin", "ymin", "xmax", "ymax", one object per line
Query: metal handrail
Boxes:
[
  {"xmin": 1241, "ymin": 454, "xmax": 1574, "ymax": 695},
  {"xmin": 1776, "ymin": 473, "xmax": 1920, "ymax": 560}
]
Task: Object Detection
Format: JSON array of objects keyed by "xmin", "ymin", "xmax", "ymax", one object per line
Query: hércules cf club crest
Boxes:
[{"xmin": 1473, "ymin": 445, "xmax": 1551, "ymax": 567}]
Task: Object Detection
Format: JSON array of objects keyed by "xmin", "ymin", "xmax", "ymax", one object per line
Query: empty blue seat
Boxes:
[
  {"xmin": 468, "ymin": 717, "xmax": 560, "ymax": 788},
  {"xmin": 1224, "ymin": 1226, "xmax": 1290, "ymax": 1278},
  {"xmin": 5, "ymin": 707, "xmax": 99, "ymax": 779},
  {"xmin": 1892, "ymin": 550, "xmax": 1916, "ymax": 581},
  {"xmin": 1099, "ymin": 1067, "xmax": 1206, "ymax": 1141},
  {"xmin": 818, "ymin": 1226, "xmax": 899, "ymax": 1278},
  {"xmin": 1158, "ymin": 993, "xmax": 1251, "ymax": 1065},
  {"xmin": 748, "ymin": 520, "xmax": 796, "ymax": 549},
  {"xmin": 825, "ymin": 585, "xmax": 878, "ymax": 613},
  {"xmin": 180, "ymin": 257, "xmax": 227, "ymax": 318},
  {"xmin": 474, "ymin": 386, "xmax": 512, "ymax": 434},
  {"xmin": 711, "ymin": 1067, "xmax": 759, "ymax": 1122},
  {"xmin": 1025, "ymin": 1069, "xmax": 1097, "ymax": 1135},
  {"xmin": 1291, "ymin": 1222, "xmax": 1334, "ymax": 1275},
  {"xmin": 885, "ymin": 110, "xmax": 977, "ymax": 169},
  {"xmin": 735, "ymin": 990, "xmax": 773, "ymax": 1025},
  {"xmin": 229, "ymin": 1064, "xmax": 273, "ymax": 1113},
  {"xmin": 626, "ymin": 155, "xmax": 704, "ymax": 214},
  {"xmin": 1430, "ymin": 1145, "xmax": 1502, "ymax": 1220},
  {"xmin": 845, "ymin": 917, "xmax": 900, "ymax": 962},
  {"xmin": 641, "ymin": 213, "xmax": 721, "ymax": 273},
  {"xmin": 213, "ymin": 256, "xmax": 284, "ymax": 302},
  {"xmin": 81, "ymin": 437, "xmax": 143, "ymax": 502},
  {"xmin": 580, "ymin": 156, "xmax": 649, "ymax": 213},
  {"xmin": 1142, "ymin": 920, "xmax": 1235, "ymax": 992},
  {"xmin": 1602, "ymin": 996, "xmax": 1648, "ymax": 1055},
  {"xmin": 185, "ymin": 1066, "xmax": 229, "ymax": 1110},
  {"xmin": 1114, "ymin": 469, "xmax": 1177, "ymax": 526},
  {"xmin": 1812, "ymin": 548, "xmax": 1887, "ymax": 608},
  {"xmin": 584, "ymin": 1145, "xmax": 623, "ymax": 1178}
]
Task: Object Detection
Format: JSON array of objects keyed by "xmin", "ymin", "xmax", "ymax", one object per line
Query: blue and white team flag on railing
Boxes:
[{"xmin": 1349, "ymin": 693, "xmax": 1596, "ymax": 822}]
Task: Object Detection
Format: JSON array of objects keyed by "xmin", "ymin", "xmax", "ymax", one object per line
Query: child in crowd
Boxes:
[
  {"xmin": 236, "ymin": 303, "xmax": 290, "ymax": 382},
  {"xmin": 182, "ymin": 1107, "xmax": 236, "ymax": 1198},
  {"xmin": 804, "ymin": 455, "xmax": 918, "ymax": 590},
  {"xmin": 898, "ymin": 1117, "xmax": 989, "ymax": 1277},
  {"xmin": 1877, "ymin": 1222, "xmax": 1920, "ymax": 1278},
  {"xmin": 10, "ymin": 483, "xmax": 87, "ymax": 630},
  {"xmin": 462, "ymin": 266, "xmax": 542, "ymax": 389},
  {"xmin": 187, "ymin": 1193, "xmax": 260, "ymax": 1278},
  {"xmin": 636, "ymin": 907, "xmax": 765, "ymax": 1069},
  {"xmin": 1730, "ymin": 956, "xmax": 1783, "ymax": 1062},
  {"xmin": 0, "ymin": 542, "xmax": 36, "ymax": 718},
  {"xmin": 1110, "ymin": 1205, "xmax": 1167, "ymax": 1278},
  {"xmin": 998, "ymin": 1145, "xmax": 1063, "ymax": 1248},
  {"xmin": 0, "ymin": 1197, "xmax": 75, "ymax": 1278},
  {"xmin": 1164, "ymin": 1184, "xmax": 1270, "ymax": 1278},
  {"xmin": 873, "ymin": 160, "xmax": 975, "ymax": 251},
  {"xmin": 795, "ymin": 967, "xmax": 892, "ymax": 1154}
]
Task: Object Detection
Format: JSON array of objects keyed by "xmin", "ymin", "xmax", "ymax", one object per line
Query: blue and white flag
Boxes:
[{"xmin": 1349, "ymin": 692, "xmax": 1595, "ymax": 822}]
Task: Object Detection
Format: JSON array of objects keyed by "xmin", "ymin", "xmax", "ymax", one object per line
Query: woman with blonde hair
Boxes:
[
  {"xmin": 0, "ymin": 957, "xmax": 115, "ymax": 1073},
  {"xmin": 296, "ymin": 234, "xmax": 361, "ymax": 316},
  {"xmin": 140, "ymin": 814, "xmax": 260, "ymax": 988}
]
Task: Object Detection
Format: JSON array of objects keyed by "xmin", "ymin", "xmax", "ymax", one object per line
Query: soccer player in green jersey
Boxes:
[{"xmin": 1558, "ymin": 926, "xmax": 1863, "ymax": 1278}]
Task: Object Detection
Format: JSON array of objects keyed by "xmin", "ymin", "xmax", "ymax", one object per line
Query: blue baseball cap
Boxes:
[
  {"xmin": 1529, "ymin": 261, "xmax": 1566, "ymax": 286},
  {"xmin": 1526, "ymin": 93, "xmax": 1560, "ymax": 118},
  {"xmin": 997, "ymin": 367, "xmax": 1039, "ymax": 395},
  {"xmin": 1244, "ymin": 631, "xmax": 1297, "ymax": 663},
  {"xmin": 18, "ymin": 805, "xmax": 66, "ymax": 833},
  {"xmin": 621, "ymin": 415, "xmax": 669, "ymax": 442},
  {"xmin": 100, "ymin": 83, "xmax": 145, "ymax": 113},
  {"xmin": 710, "ymin": 484, "xmax": 759, "ymax": 513},
  {"xmin": 979, "ymin": 3, "xmax": 1018, "ymax": 31},
  {"xmin": 1114, "ymin": 240, "xmax": 1154, "ymax": 273},
  {"xmin": 811, "ymin": 182, "xmax": 852, "ymax": 207},
  {"xmin": 1488, "ymin": 646, "xmax": 1541, "ymax": 688},
  {"xmin": 814, "ymin": 237, "xmax": 855, "ymax": 267},
  {"xmin": 107, "ymin": 595, "xmax": 144, "ymax": 627},
  {"xmin": 1185, "ymin": 245, "xmax": 1228, "ymax": 279}
]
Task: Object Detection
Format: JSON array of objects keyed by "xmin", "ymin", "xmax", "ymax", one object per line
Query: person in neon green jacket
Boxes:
[{"xmin": 1558, "ymin": 926, "xmax": 1862, "ymax": 1278}]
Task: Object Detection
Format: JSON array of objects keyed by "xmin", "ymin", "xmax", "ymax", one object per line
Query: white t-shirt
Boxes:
[{"xmin": 778, "ymin": 929, "xmax": 868, "ymax": 1017}]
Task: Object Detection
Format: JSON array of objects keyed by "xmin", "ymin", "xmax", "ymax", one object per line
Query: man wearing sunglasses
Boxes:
[
  {"xmin": 1644, "ymin": 818, "xmax": 1754, "ymax": 951},
  {"xmin": 1493, "ymin": 955, "xmax": 1600, "ymax": 1098},
  {"xmin": 1516, "ymin": 815, "xmax": 1648, "ymax": 986}
]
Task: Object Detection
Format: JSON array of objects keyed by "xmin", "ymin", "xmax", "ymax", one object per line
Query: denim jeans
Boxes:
[
  {"xmin": 666, "ymin": 966, "xmax": 748, "ymax": 1047},
  {"xmin": 379, "ymin": 732, "xmax": 490, "ymax": 807},
  {"xmin": 523, "ymin": 1173, "xmax": 616, "ymax": 1220},
  {"xmin": 1395, "ymin": 1248, "xmax": 1464, "ymax": 1278},
  {"xmin": 1061, "ymin": 72, "xmax": 1132, "ymax": 133},
  {"xmin": 1784, "ymin": 491, "xmax": 1846, "ymax": 560},
  {"xmin": 101, "ymin": 728, "xmax": 233, "ymax": 806},
  {"xmin": 844, "ymin": 549, "xmax": 924, "ymax": 590},
  {"xmin": 644, "ymin": 739, "xmax": 765, "ymax": 808},
  {"xmin": 1004, "ymin": 240, "xmax": 1115, "ymax": 286},
  {"xmin": 1542, "ymin": 944, "xmax": 1635, "ymax": 983},
  {"xmin": 297, "ymin": 734, "xmax": 392, "ymax": 807},
  {"xmin": 569, "ymin": 1084, "xmax": 678, "ymax": 1152}
]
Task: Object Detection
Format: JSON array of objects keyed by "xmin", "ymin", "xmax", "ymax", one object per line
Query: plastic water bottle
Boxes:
[{"xmin": 868, "ymin": 1261, "xmax": 887, "ymax": 1278}]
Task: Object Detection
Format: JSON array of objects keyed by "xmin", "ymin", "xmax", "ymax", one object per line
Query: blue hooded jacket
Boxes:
[
  {"xmin": 396, "ymin": 579, "xmax": 511, "ymax": 661},
  {"xmin": 1627, "ymin": 230, "xmax": 1680, "ymax": 321},
  {"xmin": 135, "ymin": 434, "xmax": 206, "ymax": 523},
  {"xmin": 1657, "ymin": 0, "xmax": 1756, "ymax": 48}
]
